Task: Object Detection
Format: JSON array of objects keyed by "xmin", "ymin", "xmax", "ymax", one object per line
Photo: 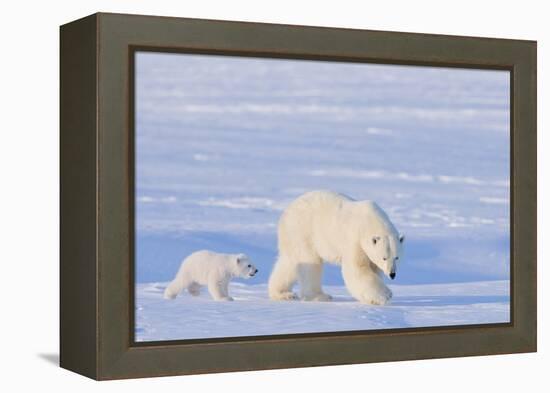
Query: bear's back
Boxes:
[
  {"xmin": 284, "ymin": 191, "xmax": 396, "ymax": 237},
  {"xmin": 293, "ymin": 190, "xmax": 353, "ymax": 207},
  {"xmin": 185, "ymin": 250, "xmax": 231, "ymax": 270}
]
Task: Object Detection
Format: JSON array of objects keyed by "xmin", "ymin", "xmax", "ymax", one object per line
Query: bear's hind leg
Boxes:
[
  {"xmin": 298, "ymin": 263, "xmax": 332, "ymax": 301},
  {"xmin": 268, "ymin": 256, "xmax": 298, "ymax": 301},
  {"xmin": 164, "ymin": 273, "xmax": 191, "ymax": 300}
]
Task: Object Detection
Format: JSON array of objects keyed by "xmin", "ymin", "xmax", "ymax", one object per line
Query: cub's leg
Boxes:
[
  {"xmin": 187, "ymin": 282, "xmax": 201, "ymax": 297},
  {"xmin": 207, "ymin": 276, "xmax": 233, "ymax": 301},
  {"xmin": 298, "ymin": 263, "xmax": 332, "ymax": 301},
  {"xmin": 220, "ymin": 279, "xmax": 233, "ymax": 300},
  {"xmin": 164, "ymin": 270, "xmax": 192, "ymax": 299},
  {"xmin": 268, "ymin": 255, "xmax": 298, "ymax": 300}
]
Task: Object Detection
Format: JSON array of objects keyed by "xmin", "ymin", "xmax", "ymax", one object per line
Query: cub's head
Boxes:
[
  {"xmin": 235, "ymin": 253, "xmax": 258, "ymax": 279},
  {"xmin": 361, "ymin": 234, "xmax": 404, "ymax": 280}
]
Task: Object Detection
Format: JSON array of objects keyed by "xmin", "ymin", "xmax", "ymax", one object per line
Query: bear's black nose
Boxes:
[
  {"xmin": 389, "ymin": 272, "xmax": 396, "ymax": 280},
  {"xmin": 254, "ymin": 269, "xmax": 258, "ymax": 274}
]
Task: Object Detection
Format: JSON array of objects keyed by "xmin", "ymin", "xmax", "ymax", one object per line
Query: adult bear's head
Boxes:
[
  {"xmin": 363, "ymin": 234, "xmax": 405, "ymax": 279},
  {"xmin": 358, "ymin": 201, "xmax": 405, "ymax": 279}
]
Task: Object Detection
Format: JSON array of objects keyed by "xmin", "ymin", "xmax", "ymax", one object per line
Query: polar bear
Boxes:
[
  {"xmin": 164, "ymin": 250, "xmax": 258, "ymax": 301},
  {"xmin": 268, "ymin": 191, "xmax": 404, "ymax": 305}
]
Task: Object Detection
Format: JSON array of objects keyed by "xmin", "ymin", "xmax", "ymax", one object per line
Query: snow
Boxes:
[
  {"xmin": 134, "ymin": 52, "xmax": 510, "ymax": 341},
  {"xmin": 135, "ymin": 280, "xmax": 509, "ymax": 341}
]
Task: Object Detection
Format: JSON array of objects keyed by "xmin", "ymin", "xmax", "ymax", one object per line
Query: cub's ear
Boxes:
[
  {"xmin": 399, "ymin": 234, "xmax": 405, "ymax": 243},
  {"xmin": 236, "ymin": 253, "xmax": 246, "ymax": 264},
  {"xmin": 372, "ymin": 236, "xmax": 381, "ymax": 245}
]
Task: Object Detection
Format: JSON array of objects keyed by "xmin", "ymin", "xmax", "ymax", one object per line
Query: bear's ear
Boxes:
[
  {"xmin": 399, "ymin": 234, "xmax": 405, "ymax": 244},
  {"xmin": 372, "ymin": 236, "xmax": 381, "ymax": 245},
  {"xmin": 236, "ymin": 254, "xmax": 245, "ymax": 264}
]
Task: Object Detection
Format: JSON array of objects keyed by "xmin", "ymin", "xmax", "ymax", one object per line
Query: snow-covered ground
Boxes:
[
  {"xmin": 136, "ymin": 280, "xmax": 509, "ymax": 341},
  {"xmin": 134, "ymin": 52, "xmax": 510, "ymax": 341}
]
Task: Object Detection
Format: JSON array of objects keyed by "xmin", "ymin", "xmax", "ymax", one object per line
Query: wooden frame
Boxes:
[{"xmin": 60, "ymin": 12, "xmax": 537, "ymax": 380}]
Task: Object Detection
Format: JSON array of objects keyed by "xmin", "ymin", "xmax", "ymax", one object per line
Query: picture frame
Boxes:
[{"xmin": 60, "ymin": 12, "xmax": 536, "ymax": 380}]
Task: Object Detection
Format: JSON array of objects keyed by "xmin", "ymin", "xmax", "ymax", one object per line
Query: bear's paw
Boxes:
[
  {"xmin": 362, "ymin": 286, "xmax": 393, "ymax": 305},
  {"xmin": 302, "ymin": 293, "xmax": 333, "ymax": 302},
  {"xmin": 270, "ymin": 291, "xmax": 299, "ymax": 301}
]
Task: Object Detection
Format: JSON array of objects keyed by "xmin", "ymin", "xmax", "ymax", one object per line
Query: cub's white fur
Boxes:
[
  {"xmin": 268, "ymin": 191, "xmax": 404, "ymax": 305},
  {"xmin": 164, "ymin": 250, "xmax": 258, "ymax": 301}
]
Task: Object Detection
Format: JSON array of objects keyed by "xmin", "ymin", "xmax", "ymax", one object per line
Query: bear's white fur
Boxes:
[
  {"xmin": 268, "ymin": 191, "xmax": 404, "ymax": 305},
  {"xmin": 164, "ymin": 250, "xmax": 258, "ymax": 301}
]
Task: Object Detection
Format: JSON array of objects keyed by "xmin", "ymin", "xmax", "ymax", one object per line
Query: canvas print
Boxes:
[{"xmin": 134, "ymin": 51, "xmax": 510, "ymax": 342}]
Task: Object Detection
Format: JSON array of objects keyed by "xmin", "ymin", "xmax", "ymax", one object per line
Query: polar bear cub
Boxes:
[{"xmin": 164, "ymin": 250, "xmax": 258, "ymax": 301}]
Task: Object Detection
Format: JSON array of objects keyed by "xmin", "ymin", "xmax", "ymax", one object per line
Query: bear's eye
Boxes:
[
  {"xmin": 395, "ymin": 257, "xmax": 399, "ymax": 260},
  {"xmin": 247, "ymin": 264, "xmax": 251, "ymax": 268},
  {"xmin": 383, "ymin": 257, "xmax": 387, "ymax": 261}
]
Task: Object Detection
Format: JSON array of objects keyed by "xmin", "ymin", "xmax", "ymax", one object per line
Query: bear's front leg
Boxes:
[
  {"xmin": 220, "ymin": 279, "xmax": 234, "ymax": 301},
  {"xmin": 207, "ymin": 276, "xmax": 233, "ymax": 301},
  {"xmin": 342, "ymin": 258, "xmax": 392, "ymax": 305},
  {"xmin": 361, "ymin": 277, "xmax": 392, "ymax": 305}
]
